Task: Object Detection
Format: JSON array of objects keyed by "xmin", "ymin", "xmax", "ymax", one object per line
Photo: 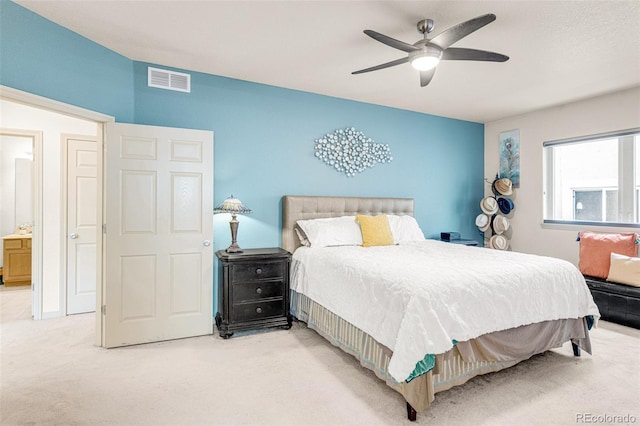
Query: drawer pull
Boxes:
[
  {"xmin": 256, "ymin": 268, "xmax": 263, "ymax": 275},
  {"xmin": 256, "ymin": 307, "xmax": 263, "ymax": 314},
  {"xmin": 256, "ymin": 287, "xmax": 262, "ymax": 294}
]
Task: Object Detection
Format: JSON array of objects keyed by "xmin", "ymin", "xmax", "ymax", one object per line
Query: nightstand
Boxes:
[
  {"xmin": 439, "ymin": 238, "xmax": 479, "ymax": 246},
  {"xmin": 215, "ymin": 248, "xmax": 292, "ymax": 339}
]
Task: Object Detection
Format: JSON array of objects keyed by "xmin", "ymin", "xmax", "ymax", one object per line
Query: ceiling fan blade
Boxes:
[
  {"xmin": 420, "ymin": 68, "xmax": 436, "ymax": 87},
  {"xmin": 441, "ymin": 48, "xmax": 509, "ymax": 62},
  {"xmin": 430, "ymin": 14, "xmax": 497, "ymax": 49},
  {"xmin": 352, "ymin": 57, "xmax": 409, "ymax": 74},
  {"xmin": 364, "ymin": 30, "xmax": 420, "ymax": 53}
]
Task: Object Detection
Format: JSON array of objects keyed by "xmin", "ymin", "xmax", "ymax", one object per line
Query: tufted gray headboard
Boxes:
[{"xmin": 281, "ymin": 195, "xmax": 414, "ymax": 253}]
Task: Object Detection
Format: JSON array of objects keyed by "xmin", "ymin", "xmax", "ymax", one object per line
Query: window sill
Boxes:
[{"xmin": 541, "ymin": 221, "xmax": 640, "ymax": 232}]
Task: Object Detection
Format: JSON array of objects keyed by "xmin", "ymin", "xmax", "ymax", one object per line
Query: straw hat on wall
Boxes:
[
  {"xmin": 492, "ymin": 214, "xmax": 510, "ymax": 234},
  {"xmin": 475, "ymin": 213, "xmax": 491, "ymax": 232},
  {"xmin": 489, "ymin": 234, "xmax": 509, "ymax": 250},
  {"xmin": 493, "ymin": 178, "xmax": 513, "ymax": 196},
  {"xmin": 480, "ymin": 196, "xmax": 498, "ymax": 215}
]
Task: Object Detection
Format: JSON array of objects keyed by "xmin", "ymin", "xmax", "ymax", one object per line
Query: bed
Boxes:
[{"xmin": 282, "ymin": 195, "xmax": 600, "ymax": 421}]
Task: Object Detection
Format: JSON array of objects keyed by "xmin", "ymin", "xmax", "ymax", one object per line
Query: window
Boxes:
[{"xmin": 543, "ymin": 128, "xmax": 639, "ymax": 227}]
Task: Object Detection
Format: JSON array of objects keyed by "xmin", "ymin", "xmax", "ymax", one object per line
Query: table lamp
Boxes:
[{"xmin": 214, "ymin": 195, "xmax": 252, "ymax": 253}]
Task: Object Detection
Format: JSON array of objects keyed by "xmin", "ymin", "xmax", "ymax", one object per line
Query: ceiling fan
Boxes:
[{"xmin": 352, "ymin": 14, "xmax": 509, "ymax": 87}]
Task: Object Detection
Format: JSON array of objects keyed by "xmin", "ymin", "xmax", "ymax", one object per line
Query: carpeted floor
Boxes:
[
  {"xmin": 0, "ymin": 285, "xmax": 31, "ymax": 322},
  {"xmin": 1, "ymin": 287, "xmax": 639, "ymax": 425}
]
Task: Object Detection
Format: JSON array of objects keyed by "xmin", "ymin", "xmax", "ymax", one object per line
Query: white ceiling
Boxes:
[{"xmin": 15, "ymin": 0, "xmax": 640, "ymax": 123}]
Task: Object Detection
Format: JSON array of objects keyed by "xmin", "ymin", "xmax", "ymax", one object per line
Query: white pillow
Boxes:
[
  {"xmin": 387, "ymin": 215, "xmax": 425, "ymax": 244},
  {"xmin": 607, "ymin": 252, "xmax": 640, "ymax": 287},
  {"xmin": 294, "ymin": 224, "xmax": 310, "ymax": 247},
  {"xmin": 296, "ymin": 216, "xmax": 363, "ymax": 248}
]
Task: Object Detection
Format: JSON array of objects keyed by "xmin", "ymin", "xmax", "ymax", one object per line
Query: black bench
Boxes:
[{"xmin": 584, "ymin": 275, "xmax": 640, "ymax": 329}]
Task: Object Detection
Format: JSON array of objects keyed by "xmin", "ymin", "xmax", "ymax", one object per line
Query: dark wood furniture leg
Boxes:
[
  {"xmin": 406, "ymin": 402, "xmax": 417, "ymax": 421},
  {"xmin": 280, "ymin": 313, "xmax": 293, "ymax": 330},
  {"xmin": 572, "ymin": 342, "xmax": 581, "ymax": 357}
]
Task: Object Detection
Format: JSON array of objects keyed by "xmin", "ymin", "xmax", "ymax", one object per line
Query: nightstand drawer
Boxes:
[
  {"xmin": 232, "ymin": 299, "xmax": 285, "ymax": 323},
  {"xmin": 233, "ymin": 280, "xmax": 284, "ymax": 302},
  {"xmin": 231, "ymin": 261, "xmax": 284, "ymax": 283}
]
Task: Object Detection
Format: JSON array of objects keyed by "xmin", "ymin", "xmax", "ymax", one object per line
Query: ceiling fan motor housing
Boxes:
[
  {"xmin": 417, "ymin": 19, "xmax": 435, "ymax": 35},
  {"xmin": 411, "ymin": 43, "xmax": 442, "ymax": 57}
]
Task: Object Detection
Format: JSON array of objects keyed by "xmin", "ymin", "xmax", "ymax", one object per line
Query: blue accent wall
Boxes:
[
  {"xmin": 0, "ymin": 0, "xmax": 134, "ymax": 122},
  {"xmin": 132, "ymin": 62, "xmax": 485, "ymax": 252}
]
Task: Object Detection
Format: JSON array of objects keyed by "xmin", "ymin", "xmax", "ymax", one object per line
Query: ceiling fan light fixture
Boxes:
[
  {"xmin": 410, "ymin": 44, "xmax": 442, "ymax": 71},
  {"xmin": 411, "ymin": 55, "xmax": 440, "ymax": 71}
]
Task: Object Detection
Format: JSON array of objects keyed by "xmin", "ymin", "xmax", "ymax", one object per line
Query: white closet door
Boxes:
[{"xmin": 66, "ymin": 136, "xmax": 97, "ymax": 314}]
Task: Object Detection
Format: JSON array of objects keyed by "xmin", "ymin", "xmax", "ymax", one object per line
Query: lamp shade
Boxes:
[{"xmin": 214, "ymin": 195, "xmax": 252, "ymax": 215}]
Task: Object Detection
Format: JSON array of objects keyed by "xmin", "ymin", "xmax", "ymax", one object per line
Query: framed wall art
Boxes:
[{"xmin": 499, "ymin": 129, "xmax": 520, "ymax": 188}]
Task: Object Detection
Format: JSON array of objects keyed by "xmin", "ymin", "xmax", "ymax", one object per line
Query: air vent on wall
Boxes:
[{"xmin": 148, "ymin": 67, "xmax": 191, "ymax": 93}]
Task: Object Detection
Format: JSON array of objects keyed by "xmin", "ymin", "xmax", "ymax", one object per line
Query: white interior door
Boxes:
[
  {"xmin": 103, "ymin": 122, "xmax": 213, "ymax": 348},
  {"xmin": 66, "ymin": 136, "xmax": 97, "ymax": 315}
]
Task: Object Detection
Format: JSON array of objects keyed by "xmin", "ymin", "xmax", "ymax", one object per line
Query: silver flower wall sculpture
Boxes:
[{"xmin": 314, "ymin": 127, "xmax": 393, "ymax": 177}]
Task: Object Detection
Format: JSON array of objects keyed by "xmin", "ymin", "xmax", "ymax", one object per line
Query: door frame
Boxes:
[{"xmin": 0, "ymin": 85, "xmax": 113, "ymax": 342}]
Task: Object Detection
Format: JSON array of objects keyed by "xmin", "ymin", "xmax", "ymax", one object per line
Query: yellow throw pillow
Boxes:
[
  {"xmin": 356, "ymin": 214, "xmax": 394, "ymax": 247},
  {"xmin": 607, "ymin": 252, "xmax": 640, "ymax": 287}
]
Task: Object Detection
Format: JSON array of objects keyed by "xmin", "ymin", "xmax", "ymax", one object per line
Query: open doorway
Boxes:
[
  {"xmin": 0, "ymin": 130, "xmax": 38, "ymax": 321},
  {"xmin": 0, "ymin": 128, "xmax": 41, "ymax": 320},
  {"xmin": 0, "ymin": 133, "xmax": 35, "ymax": 278},
  {"xmin": 2, "ymin": 86, "xmax": 214, "ymax": 349},
  {"xmin": 0, "ymin": 95, "xmax": 104, "ymax": 320}
]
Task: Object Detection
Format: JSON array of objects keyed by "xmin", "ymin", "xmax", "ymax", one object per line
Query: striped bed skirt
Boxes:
[{"xmin": 290, "ymin": 290, "xmax": 526, "ymax": 412}]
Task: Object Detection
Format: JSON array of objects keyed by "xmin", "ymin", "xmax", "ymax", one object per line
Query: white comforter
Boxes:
[{"xmin": 290, "ymin": 240, "xmax": 600, "ymax": 382}]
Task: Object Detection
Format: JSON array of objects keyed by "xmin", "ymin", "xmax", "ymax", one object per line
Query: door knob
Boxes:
[
  {"xmin": 203, "ymin": 240, "xmax": 211, "ymax": 247},
  {"xmin": 69, "ymin": 233, "xmax": 78, "ymax": 239}
]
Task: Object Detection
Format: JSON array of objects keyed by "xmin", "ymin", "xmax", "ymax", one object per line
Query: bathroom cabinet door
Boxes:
[{"xmin": 2, "ymin": 236, "xmax": 32, "ymax": 286}]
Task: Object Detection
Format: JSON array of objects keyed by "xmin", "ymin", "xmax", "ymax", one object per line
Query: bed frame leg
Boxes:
[
  {"xmin": 572, "ymin": 342, "xmax": 581, "ymax": 357},
  {"xmin": 406, "ymin": 402, "xmax": 417, "ymax": 421}
]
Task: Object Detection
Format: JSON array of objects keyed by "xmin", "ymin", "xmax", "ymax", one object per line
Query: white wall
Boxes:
[
  {"xmin": 14, "ymin": 158, "xmax": 33, "ymax": 227},
  {"xmin": 484, "ymin": 87, "xmax": 640, "ymax": 266},
  {"xmin": 0, "ymin": 99, "xmax": 97, "ymax": 317}
]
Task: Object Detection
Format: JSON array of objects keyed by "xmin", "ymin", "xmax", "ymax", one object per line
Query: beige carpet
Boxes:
[
  {"xmin": 1, "ymin": 287, "xmax": 639, "ymax": 426},
  {"xmin": 0, "ymin": 285, "xmax": 31, "ymax": 323}
]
